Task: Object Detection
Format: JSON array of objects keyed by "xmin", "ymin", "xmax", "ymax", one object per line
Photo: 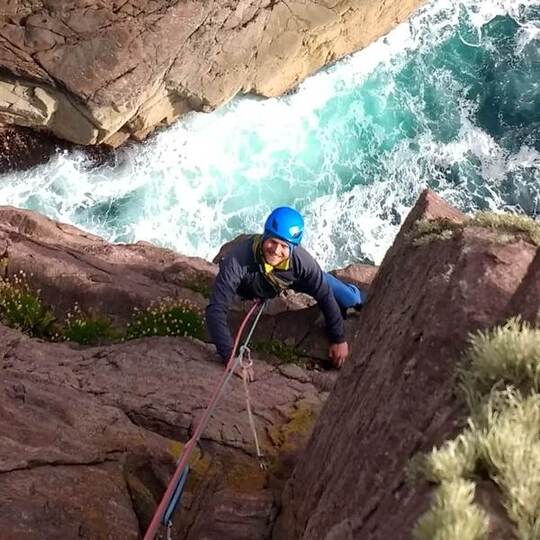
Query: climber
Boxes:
[{"xmin": 205, "ymin": 207, "xmax": 366, "ymax": 368}]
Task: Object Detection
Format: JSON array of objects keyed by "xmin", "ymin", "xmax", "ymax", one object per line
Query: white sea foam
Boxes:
[{"xmin": 0, "ymin": 0, "xmax": 537, "ymax": 268}]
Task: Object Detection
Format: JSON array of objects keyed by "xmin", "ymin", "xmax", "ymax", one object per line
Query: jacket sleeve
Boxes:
[
  {"xmin": 205, "ymin": 254, "xmax": 244, "ymax": 361},
  {"xmin": 295, "ymin": 252, "xmax": 346, "ymax": 344}
]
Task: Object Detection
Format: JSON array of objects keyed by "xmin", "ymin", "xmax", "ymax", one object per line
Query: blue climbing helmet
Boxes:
[{"xmin": 263, "ymin": 207, "xmax": 304, "ymax": 246}]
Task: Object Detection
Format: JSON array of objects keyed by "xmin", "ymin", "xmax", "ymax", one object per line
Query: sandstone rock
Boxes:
[
  {"xmin": 0, "ymin": 0, "xmax": 425, "ymax": 145},
  {"xmin": 330, "ymin": 263, "xmax": 378, "ymax": 292},
  {"xmin": 273, "ymin": 190, "xmax": 539, "ymax": 539},
  {"xmin": 506, "ymin": 246, "xmax": 540, "ymax": 324},
  {"xmin": 0, "ymin": 202, "xmax": 376, "ymax": 538},
  {"xmin": 0, "ymin": 205, "xmax": 217, "ymax": 327},
  {"xmin": 2, "ymin": 190, "xmax": 537, "ymax": 539},
  {"xmin": 0, "ymin": 318, "xmax": 331, "ymax": 538}
]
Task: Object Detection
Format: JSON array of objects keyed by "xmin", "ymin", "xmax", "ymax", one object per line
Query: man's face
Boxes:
[{"xmin": 262, "ymin": 237, "xmax": 290, "ymax": 266}]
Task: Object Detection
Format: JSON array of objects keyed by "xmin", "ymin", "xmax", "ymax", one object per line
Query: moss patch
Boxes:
[
  {"xmin": 225, "ymin": 462, "xmax": 269, "ymax": 493},
  {"xmin": 267, "ymin": 401, "xmax": 317, "ymax": 453},
  {"xmin": 413, "ymin": 218, "xmax": 463, "ymax": 245},
  {"xmin": 473, "ymin": 211, "xmax": 540, "ymax": 246},
  {"xmin": 413, "ymin": 211, "xmax": 540, "ymax": 247},
  {"xmin": 252, "ymin": 340, "xmax": 300, "ymax": 364},
  {"xmin": 251, "ymin": 339, "xmax": 321, "ymax": 370}
]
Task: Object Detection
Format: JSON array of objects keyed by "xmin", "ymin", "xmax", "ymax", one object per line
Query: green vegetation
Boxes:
[
  {"xmin": 0, "ymin": 271, "xmax": 55, "ymax": 337},
  {"xmin": 62, "ymin": 303, "xmax": 118, "ymax": 345},
  {"xmin": 418, "ymin": 432, "xmax": 478, "ymax": 484},
  {"xmin": 126, "ymin": 298, "xmax": 204, "ymax": 340},
  {"xmin": 413, "ymin": 211, "xmax": 540, "ymax": 246},
  {"xmin": 473, "ymin": 211, "xmax": 540, "ymax": 247},
  {"xmin": 251, "ymin": 339, "xmax": 320, "ymax": 369},
  {"xmin": 461, "ymin": 318, "xmax": 540, "ymax": 400},
  {"xmin": 413, "ymin": 318, "xmax": 540, "ymax": 540},
  {"xmin": 413, "ymin": 218, "xmax": 463, "ymax": 245},
  {"xmin": 414, "ymin": 479, "xmax": 489, "ymax": 540},
  {"xmin": 251, "ymin": 339, "xmax": 300, "ymax": 363},
  {"xmin": 0, "ymin": 271, "xmax": 205, "ymax": 345}
]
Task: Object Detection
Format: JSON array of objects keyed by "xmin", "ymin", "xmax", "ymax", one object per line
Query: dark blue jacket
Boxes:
[{"xmin": 206, "ymin": 236, "xmax": 345, "ymax": 360}]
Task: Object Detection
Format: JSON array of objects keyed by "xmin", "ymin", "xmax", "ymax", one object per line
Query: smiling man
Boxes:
[{"xmin": 206, "ymin": 207, "xmax": 365, "ymax": 368}]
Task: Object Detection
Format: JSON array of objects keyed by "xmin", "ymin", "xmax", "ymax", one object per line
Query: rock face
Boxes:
[
  {"xmin": 0, "ymin": 204, "xmax": 220, "ymax": 328},
  {"xmin": 3, "ymin": 190, "xmax": 537, "ymax": 539},
  {"xmin": 0, "ymin": 205, "xmax": 376, "ymax": 349},
  {"xmin": 1, "ymin": 322, "xmax": 335, "ymax": 539},
  {"xmin": 0, "ymin": 0, "xmax": 425, "ymax": 146},
  {"xmin": 273, "ymin": 190, "xmax": 540, "ymax": 539}
]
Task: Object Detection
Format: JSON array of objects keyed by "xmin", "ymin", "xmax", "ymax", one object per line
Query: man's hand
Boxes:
[{"xmin": 329, "ymin": 342, "xmax": 349, "ymax": 369}]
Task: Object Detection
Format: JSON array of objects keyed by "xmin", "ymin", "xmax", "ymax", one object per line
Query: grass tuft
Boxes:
[
  {"xmin": 414, "ymin": 479, "xmax": 489, "ymax": 540},
  {"xmin": 421, "ymin": 431, "xmax": 479, "ymax": 483},
  {"xmin": 473, "ymin": 212, "xmax": 540, "ymax": 247},
  {"xmin": 460, "ymin": 317, "xmax": 540, "ymax": 401},
  {"xmin": 126, "ymin": 297, "xmax": 204, "ymax": 340},
  {"xmin": 0, "ymin": 271, "xmax": 55, "ymax": 337},
  {"xmin": 413, "ymin": 211, "xmax": 540, "ymax": 247},
  {"xmin": 414, "ymin": 319, "xmax": 540, "ymax": 539},
  {"xmin": 62, "ymin": 303, "xmax": 118, "ymax": 345},
  {"xmin": 412, "ymin": 218, "xmax": 463, "ymax": 245},
  {"xmin": 472, "ymin": 390, "xmax": 540, "ymax": 539}
]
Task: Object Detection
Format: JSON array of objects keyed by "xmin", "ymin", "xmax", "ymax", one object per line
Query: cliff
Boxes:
[
  {"xmin": 1, "ymin": 190, "xmax": 538, "ymax": 539},
  {"xmin": 0, "ymin": 0, "xmax": 424, "ymax": 147}
]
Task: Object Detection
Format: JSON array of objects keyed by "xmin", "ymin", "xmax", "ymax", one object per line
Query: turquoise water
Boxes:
[{"xmin": 0, "ymin": 0, "xmax": 538, "ymax": 268}]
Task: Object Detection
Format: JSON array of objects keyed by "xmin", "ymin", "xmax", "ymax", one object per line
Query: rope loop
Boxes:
[{"xmin": 239, "ymin": 345, "xmax": 253, "ymax": 369}]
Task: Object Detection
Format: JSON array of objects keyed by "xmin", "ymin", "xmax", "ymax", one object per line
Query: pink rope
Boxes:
[{"xmin": 143, "ymin": 301, "xmax": 263, "ymax": 540}]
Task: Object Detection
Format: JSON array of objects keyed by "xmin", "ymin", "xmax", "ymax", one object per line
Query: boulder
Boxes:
[{"xmin": 330, "ymin": 263, "xmax": 378, "ymax": 292}]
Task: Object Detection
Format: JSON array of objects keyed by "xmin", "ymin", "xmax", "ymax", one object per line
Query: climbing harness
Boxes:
[{"xmin": 143, "ymin": 300, "xmax": 267, "ymax": 540}]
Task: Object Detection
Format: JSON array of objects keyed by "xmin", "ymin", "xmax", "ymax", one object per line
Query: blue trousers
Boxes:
[{"xmin": 324, "ymin": 272, "xmax": 365, "ymax": 309}]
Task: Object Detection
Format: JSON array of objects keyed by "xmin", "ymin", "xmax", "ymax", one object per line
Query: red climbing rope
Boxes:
[{"xmin": 143, "ymin": 300, "xmax": 265, "ymax": 540}]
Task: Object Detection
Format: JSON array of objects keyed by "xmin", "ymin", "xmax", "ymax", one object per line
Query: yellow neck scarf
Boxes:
[{"xmin": 252, "ymin": 234, "xmax": 291, "ymax": 291}]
